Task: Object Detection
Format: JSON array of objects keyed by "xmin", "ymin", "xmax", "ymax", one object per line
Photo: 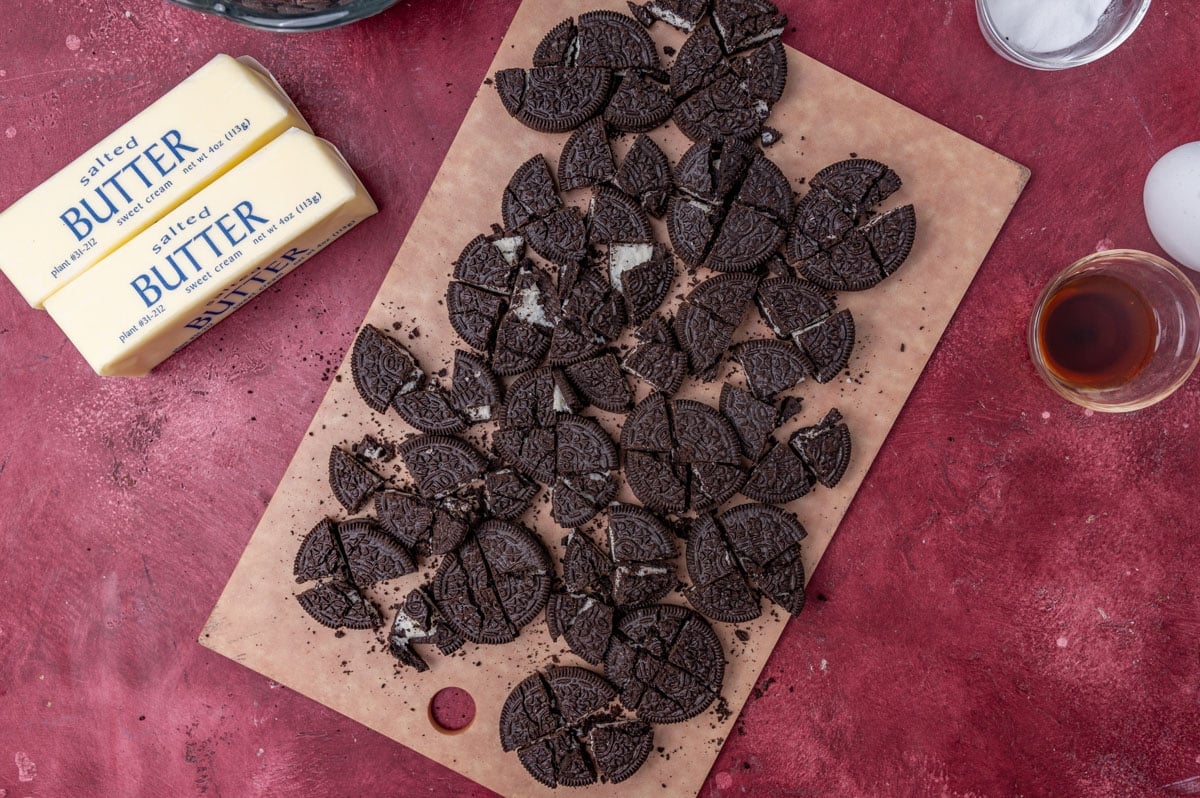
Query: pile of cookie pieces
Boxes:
[{"xmin": 291, "ymin": 0, "xmax": 918, "ymax": 788}]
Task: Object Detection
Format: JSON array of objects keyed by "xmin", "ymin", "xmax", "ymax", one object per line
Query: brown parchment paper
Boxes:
[{"xmin": 201, "ymin": 2, "xmax": 1029, "ymax": 795}]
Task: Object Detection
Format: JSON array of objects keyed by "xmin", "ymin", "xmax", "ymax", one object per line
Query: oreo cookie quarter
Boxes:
[
  {"xmin": 614, "ymin": 134, "xmax": 673, "ymax": 218},
  {"xmin": 328, "ymin": 446, "xmax": 384, "ymax": 513},
  {"xmin": 558, "ymin": 116, "xmax": 616, "ymax": 192}
]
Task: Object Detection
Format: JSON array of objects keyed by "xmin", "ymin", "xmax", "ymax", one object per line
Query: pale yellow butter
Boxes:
[
  {"xmin": 45, "ymin": 128, "xmax": 378, "ymax": 376},
  {"xmin": 0, "ymin": 54, "xmax": 311, "ymax": 308}
]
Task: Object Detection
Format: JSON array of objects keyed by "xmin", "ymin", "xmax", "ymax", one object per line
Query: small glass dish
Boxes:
[
  {"xmin": 975, "ymin": 0, "xmax": 1152, "ymax": 70},
  {"xmin": 1028, "ymin": 250, "xmax": 1200, "ymax": 412},
  {"xmin": 166, "ymin": 0, "xmax": 400, "ymax": 31}
]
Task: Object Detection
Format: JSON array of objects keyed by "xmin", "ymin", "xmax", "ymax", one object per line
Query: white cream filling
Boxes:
[
  {"xmin": 511, "ymin": 285, "xmax": 554, "ymax": 327},
  {"xmin": 608, "ymin": 242, "xmax": 656, "ymax": 292},
  {"xmin": 553, "ymin": 385, "xmax": 573, "ymax": 412},
  {"xmin": 492, "ymin": 235, "xmax": 523, "ymax": 265},
  {"xmin": 650, "ymin": 5, "xmax": 696, "ymax": 31}
]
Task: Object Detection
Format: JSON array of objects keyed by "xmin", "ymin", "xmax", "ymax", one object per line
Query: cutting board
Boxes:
[{"xmin": 201, "ymin": 1, "xmax": 1029, "ymax": 795}]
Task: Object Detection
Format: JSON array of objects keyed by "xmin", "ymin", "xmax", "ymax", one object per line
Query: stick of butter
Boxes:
[
  {"xmin": 45, "ymin": 128, "xmax": 378, "ymax": 377},
  {"xmin": 0, "ymin": 54, "xmax": 311, "ymax": 308}
]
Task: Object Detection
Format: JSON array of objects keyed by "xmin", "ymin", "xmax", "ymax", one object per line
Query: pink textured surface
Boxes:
[{"xmin": 0, "ymin": 1, "xmax": 1197, "ymax": 796}]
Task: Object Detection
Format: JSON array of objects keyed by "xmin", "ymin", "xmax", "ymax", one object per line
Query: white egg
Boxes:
[{"xmin": 1144, "ymin": 141, "xmax": 1200, "ymax": 273}]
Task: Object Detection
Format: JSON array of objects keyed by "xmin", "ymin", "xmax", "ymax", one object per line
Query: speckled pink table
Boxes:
[{"xmin": 0, "ymin": 1, "xmax": 1198, "ymax": 796}]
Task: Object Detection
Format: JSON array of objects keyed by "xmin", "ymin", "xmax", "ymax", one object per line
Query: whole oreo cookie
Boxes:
[{"xmin": 604, "ymin": 603, "xmax": 724, "ymax": 723}]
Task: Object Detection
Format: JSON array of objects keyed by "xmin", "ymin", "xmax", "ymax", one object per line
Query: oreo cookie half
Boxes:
[{"xmin": 350, "ymin": 325, "xmax": 424, "ymax": 413}]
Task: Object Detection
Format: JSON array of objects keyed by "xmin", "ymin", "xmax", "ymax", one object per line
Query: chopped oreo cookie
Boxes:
[
  {"xmin": 622, "ymin": 394, "xmax": 742, "ymax": 513},
  {"xmin": 564, "ymin": 353, "xmax": 633, "ymax": 413},
  {"xmin": 604, "ymin": 70, "xmax": 675, "ymax": 132},
  {"xmin": 556, "ymin": 415, "xmax": 620, "ymax": 475},
  {"xmin": 587, "ymin": 718, "xmax": 654, "ymax": 784},
  {"xmin": 809, "ymin": 158, "xmax": 902, "ymax": 220},
  {"xmin": 352, "ymin": 434, "xmax": 395, "ymax": 463},
  {"xmin": 433, "ymin": 520, "xmax": 551, "ymax": 645},
  {"xmin": 788, "ymin": 159, "xmax": 917, "ymax": 291},
  {"xmin": 292, "ymin": 515, "xmax": 417, "ymax": 631},
  {"xmin": 734, "ymin": 338, "xmax": 810, "ymax": 400},
  {"xmin": 350, "ymin": 325, "xmax": 424, "ymax": 413},
  {"xmin": 711, "ymin": 0, "xmax": 787, "ymax": 53},
  {"xmin": 608, "ymin": 242, "xmax": 673, "ymax": 324},
  {"xmin": 500, "ymin": 666, "xmax": 650, "ymax": 788},
  {"xmin": 740, "ymin": 438, "xmax": 813, "ymax": 503},
  {"xmin": 607, "ymin": 503, "xmax": 678, "ymax": 607},
  {"xmin": 337, "ymin": 518, "xmax": 417, "ymax": 587},
  {"xmin": 297, "ymin": 580, "xmax": 380, "ymax": 630},
  {"xmin": 789, "ymin": 408, "xmax": 851, "ymax": 488},
  {"xmin": 623, "ymin": 340, "xmax": 687, "ymax": 395},
  {"xmin": 484, "ymin": 468, "xmax": 539, "ymax": 520},
  {"xmin": 603, "ymin": 604, "xmax": 724, "ymax": 723},
  {"xmin": 614, "ymin": 134, "xmax": 673, "ymax": 217},
  {"xmin": 450, "ymin": 349, "xmax": 503, "ymax": 423},
  {"xmin": 445, "ymin": 281, "xmax": 506, "ymax": 351},
  {"xmin": 494, "ymin": 427, "xmax": 557, "ymax": 483},
  {"xmin": 547, "ymin": 590, "xmax": 615, "ymax": 666},
  {"xmin": 376, "ymin": 488, "xmax": 477, "ymax": 557},
  {"xmin": 494, "ymin": 370, "xmax": 620, "ymax": 527},
  {"xmin": 620, "ymin": 391, "xmax": 673, "ymax": 453},
  {"xmin": 685, "ymin": 502, "xmax": 807, "ymax": 622},
  {"xmin": 293, "ymin": 518, "xmax": 345, "ymax": 583},
  {"xmin": 588, "ymin": 186, "xmax": 653, "ymax": 246},
  {"xmin": 328, "ymin": 446, "xmax": 384, "ymax": 512},
  {"xmin": 387, "ymin": 587, "xmax": 465, "ymax": 672},
  {"xmin": 574, "ymin": 10, "xmax": 660, "ymax": 70},
  {"xmin": 862, "ymin": 204, "xmax": 917, "ymax": 276},
  {"xmin": 795, "ymin": 307, "xmax": 855, "ymax": 383},
  {"xmin": 675, "ymin": 273, "xmax": 760, "ymax": 380},
  {"xmin": 668, "ymin": 0, "xmax": 788, "ymax": 143},
  {"xmin": 392, "ymin": 385, "xmax": 467, "ymax": 434},
  {"xmin": 755, "ymin": 276, "xmax": 834, "ymax": 338},
  {"xmin": 719, "ymin": 383, "xmax": 776, "ymax": 461},
  {"xmin": 665, "ymin": 196, "xmax": 721, "ymax": 269},
  {"xmin": 558, "ymin": 117, "xmax": 616, "ymax": 192},
  {"xmin": 453, "ymin": 232, "xmax": 523, "ymax": 293},
  {"xmin": 502, "ymin": 155, "xmax": 562, "ymax": 231},
  {"xmin": 495, "ymin": 66, "xmax": 614, "ymax": 133},
  {"xmin": 634, "ymin": 0, "xmax": 710, "ymax": 31},
  {"xmin": 525, "ymin": 206, "xmax": 589, "ymax": 266},
  {"xmin": 552, "ymin": 472, "xmax": 619, "ymax": 527},
  {"xmin": 398, "ymin": 434, "xmax": 487, "ymax": 498}
]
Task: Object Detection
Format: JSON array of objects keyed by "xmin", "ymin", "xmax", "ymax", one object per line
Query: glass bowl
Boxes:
[
  {"xmin": 1028, "ymin": 250, "xmax": 1200, "ymax": 412},
  {"xmin": 976, "ymin": 0, "xmax": 1152, "ymax": 70},
  {"xmin": 166, "ymin": 0, "xmax": 400, "ymax": 31}
]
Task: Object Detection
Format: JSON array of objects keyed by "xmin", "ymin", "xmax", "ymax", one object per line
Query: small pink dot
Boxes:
[
  {"xmin": 1041, "ymin": 411, "xmax": 1051, "ymax": 420},
  {"xmin": 715, "ymin": 772, "xmax": 734, "ymax": 790},
  {"xmin": 66, "ymin": 34, "xmax": 81, "ymax": 51},
  {"xmin": 1056, "ymin": 637, "xmax": 1069, "ymax": 648},
  {"xmin": 1083, "ymin": 408, "xmax": 1094, "ymax": 417},
  {"xmin": 4, "ymin": 127, "xmax": 15, "ymax": 139}
]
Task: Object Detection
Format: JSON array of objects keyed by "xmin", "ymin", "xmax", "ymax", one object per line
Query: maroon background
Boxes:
[{"xmin": 1, "ymin": 1, "xmax": 1198, "ymax": 796}]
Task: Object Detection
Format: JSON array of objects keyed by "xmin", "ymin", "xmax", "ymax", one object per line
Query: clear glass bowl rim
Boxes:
[
  {"xmin": 1027, "ymin": 249, "xmax": 1200, "ymax": 412},
  {"xmin": 975, "ymin": 0, "xmax": 1153, "ymax": 70},
  {"xmin": 166, "ymin": 0, "xmax": 401, "ymax": 31}
]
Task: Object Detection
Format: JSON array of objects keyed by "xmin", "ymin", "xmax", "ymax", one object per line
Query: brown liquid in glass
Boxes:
[{"xmin": 1038, "ymin": 273, "xmax": 1157, "ymax": 390}]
